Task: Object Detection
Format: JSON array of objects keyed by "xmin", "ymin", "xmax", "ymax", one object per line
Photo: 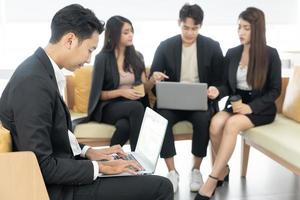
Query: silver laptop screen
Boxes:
[{"xmin": 135, "ymin": 107, "xmax": 168, "ymax": 169}]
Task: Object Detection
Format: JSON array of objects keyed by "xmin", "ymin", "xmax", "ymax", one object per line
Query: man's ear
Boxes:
[{"xmin": 62, "ymin": 32, "xmax": 76, "ymax": 49}]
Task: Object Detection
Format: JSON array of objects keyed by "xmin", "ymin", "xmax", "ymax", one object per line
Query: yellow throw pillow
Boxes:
[
  {"xmin": 282, "ymin": 66, "xmax": 300, "ymax": 122},
  {"xmin": 73, "ymin": 66, "xmax": 93, "ymax": 113},
  {"xmin": 0, "ymin": 126, "xmax": 12, "ymax": 153}
]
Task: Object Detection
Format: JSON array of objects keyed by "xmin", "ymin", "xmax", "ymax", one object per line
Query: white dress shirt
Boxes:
[
  {"xmin": 236, "ymin": 65, "xmax": 252, "ymax": 91},
  {"xmin": 47, "ymin": 55, "xmax": 99, "ymax": 180}
]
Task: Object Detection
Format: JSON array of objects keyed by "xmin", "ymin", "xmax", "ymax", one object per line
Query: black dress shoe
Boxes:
[
  {"xmin": 217, "ymin": 165, "xmax": 230, "ymax": 187},
  {"xmin": 194, "ymin": 175, "xmax": 218, "ymax": 200},
  {"xmin": 194, "ymin": 193, "xmax": 210, "ymax": 200}
]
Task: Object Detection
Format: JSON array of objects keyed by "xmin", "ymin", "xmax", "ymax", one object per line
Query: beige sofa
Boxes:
[
  {"xmin": 0, "ymin": 126, "xmax": 49, "ymax": 200},
  {"xmin": 65, "ymin": 66, "xmax": 193, "ymax": 146},
  {"xmin": 241, "ymin": 75, "xmax": 300, "ymax": 177},
  {"xmin": 66, "ymin": 66, "xmax": 300, "ymax": 179}
]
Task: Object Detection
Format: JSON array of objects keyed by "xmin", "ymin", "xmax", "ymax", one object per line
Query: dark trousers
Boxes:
[
  {"xmin": 157, "ymin": 109, "xmax": 212, "ymax": 158},
  {"xmin": 74, "ymin": 175, "xmax": 173, "ymax": 200},
  {"xmin": 101, "ymin": 100, "xmax": 144, "ymax": 151}
]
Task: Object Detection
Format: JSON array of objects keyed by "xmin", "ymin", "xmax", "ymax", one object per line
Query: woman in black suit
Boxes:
[
  {"xmin": 195, "ymin": 7, "xmax": 282, "ymax": 200},
  {"xmin": 88, "ymin": 16, "xmax": 161, "ymax": 151}
]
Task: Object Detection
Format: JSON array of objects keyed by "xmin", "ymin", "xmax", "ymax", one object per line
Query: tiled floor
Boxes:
[{"xmin": 149, "ymin": 139, "xmax": 300, "ymax": 200}]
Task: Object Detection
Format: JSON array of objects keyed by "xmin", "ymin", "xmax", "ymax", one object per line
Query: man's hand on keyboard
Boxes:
[
  {"xmin": 101, "ymin": 145, "xmax": 127, "ymax": 158},
  {"xmin": 86, "ymin": 145, "xmax": 127, "ymax": 161},
  {"xmin": 98, "ymin": 160, "xmax": 143, "ymax": 175}
]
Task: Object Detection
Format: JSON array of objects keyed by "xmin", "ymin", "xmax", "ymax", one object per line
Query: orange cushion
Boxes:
[
  {"xmin": 73, "ymin": 66, "xmax": 93, "ymax": 113},
  {"xmin": 282, "ymin": 66, "xmax": 300, "ymax": 122},
  {"xmin": 0, "ymin": 126, "xmax": 12, "ymax": 153}
]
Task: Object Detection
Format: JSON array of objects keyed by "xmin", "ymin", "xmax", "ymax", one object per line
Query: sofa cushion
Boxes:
[
  {"xmin": 74, "ymin": 122, "xmax": 116, "ymax": 139},
  {"xmin": 173, "ymin": 121, "xmax": 193, "ymax": 135},
  {"xmin": 242, "ymin": 114, "xmax": 300, "ymax": 168},
  {"xmin": 282, "ymin": 66, "xmax": 300, "ymax": 122},
  {"xmin": 70, "ymin": 110, "xmax": 193, "ymax": 140},
  {"xmin": 70, "ymin": 110, "xmax": 87, "ymax": 120},
  {"xmin": 73, "ymin": 66, "xmax": 93, "ymax": 113},
  {"xmin": 0, "ymin": 126, "xmax": 12, "ymax": 153},
  {"xmin": 70, "ymin": 111, "xmax": 116, "ymax": 139}
]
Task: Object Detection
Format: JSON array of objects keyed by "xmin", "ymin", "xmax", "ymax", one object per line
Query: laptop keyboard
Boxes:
[
  {"xmin": 124, "ymin": 154, "xmax": 136, "ymax": 161},
  {"xmin": 113, "ymin": 153, "xmax": 137, "ymax": 162},
  {"xmin": 112, "ymin": 154, "xmax": 146, "ymax": 172}
]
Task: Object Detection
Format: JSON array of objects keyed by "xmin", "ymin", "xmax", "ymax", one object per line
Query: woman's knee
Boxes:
[
  {"xmin": 128, "ymin": 101, "xmax": 144, "ymax": 114},
  {"xmin": 223, "ymin": 116, "xmax": 242, "ymax": 136},
  {"xmin": 209, "ymin": 114, "xmax": 227, "ymax": 137},
  {"xmin": 224, "ymin": 115, "xmax": 253, "ymax": 136}
]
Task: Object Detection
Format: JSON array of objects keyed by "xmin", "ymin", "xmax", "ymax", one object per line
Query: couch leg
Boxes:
[{"xmin": 241, "ymin": 137, "xmax": 250, "ymax": 177}]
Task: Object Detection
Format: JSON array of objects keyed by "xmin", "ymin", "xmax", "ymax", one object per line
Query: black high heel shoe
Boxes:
[
  {"xmin": 194, "ymin": 175, "xmax": 218, "ymax": 200},
  {"xmin": 217, "ymin": 165, "xmax": 230, "ymax": 187}
]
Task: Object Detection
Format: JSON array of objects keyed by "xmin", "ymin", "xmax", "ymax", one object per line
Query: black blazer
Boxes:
[
  {"xmin": 150, "ymin": 34, "xmax": 224, "ymax": 109},
  {"xmin": 87, "ymin": 51, "xmax": 147, "ymax": 122},
  {"xmin": 0, "ymin": 48, "xmax": 94, "ymax": 200},
  {"xmin": 218, "ymin": 45, "xmax": 282, "ymax": 115}
]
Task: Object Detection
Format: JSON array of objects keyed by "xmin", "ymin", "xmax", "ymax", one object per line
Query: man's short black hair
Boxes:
[
  {"xmin": 49, "ymin": 4, "xmax": 105, "ymax": 44},
  {"xmin": 179, "ymin": 3, "xmax": 204, "ymax": 25}
]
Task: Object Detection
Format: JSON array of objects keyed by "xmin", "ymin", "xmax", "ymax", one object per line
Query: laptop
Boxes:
[
  {"xmin": 156, "ymin": 82, "xmax": 208, "ymax": 111},
  {"xmin": 99, "ymin": 107, "xmax": 168, "ymax": 177}
]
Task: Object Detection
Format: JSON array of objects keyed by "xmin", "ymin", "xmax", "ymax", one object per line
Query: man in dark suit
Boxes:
[
  {"xmin": 0, "ymin": 4, "xmax": 173, "ymax": 200},
  {"xmin": 149, "ymin": 3, "xmax": 224, "ymax": 193}
]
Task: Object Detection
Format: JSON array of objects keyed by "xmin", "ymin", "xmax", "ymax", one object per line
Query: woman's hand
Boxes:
[
  {"xmin": 121, "ymin": 88, "xmax": 144, "ymax": 100},
  {"xmin": 98, "ymin": 159, "xmax": 143, "ymax": 175},
  {"xmin": 234, "ymin": 103, "xmax": 253, "ymax": 114},
  {"xmin": 207, "ymin": 86, "xmax": 219, "ymax": 100},
  {"xmin": 150, "ymin": 72, "xmax": 169, "ymax": 83}
]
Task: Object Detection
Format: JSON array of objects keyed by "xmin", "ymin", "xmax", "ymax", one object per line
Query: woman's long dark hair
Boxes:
[
  {"xmin": 239, "ymin": 7, "xmax": 268, "ymax": 90},
  {"xmin": 102, "ymin": 15, "xmax": 144, "ymax": 74}
]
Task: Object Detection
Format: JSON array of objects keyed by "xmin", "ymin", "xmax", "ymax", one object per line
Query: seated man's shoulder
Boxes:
[
  {"xmin": 11, "ymin": 63, "xmax": 49, "ymax": 87},
  {"xmin": 160, "ymin": 35, "xmax": 181, "ymax": 48},
  {"xmin": 199, "ymin": 35, "xmax": 220, "ymax": 47}
]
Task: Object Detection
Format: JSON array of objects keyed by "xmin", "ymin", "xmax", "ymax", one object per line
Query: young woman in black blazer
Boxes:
[
  {"xmin": 88, "ymin": 16, "xmax": 162, "ymax": 151},
  {"xmin": 195, "ymin": 7, "xmax": 282, "ymax": 200}
]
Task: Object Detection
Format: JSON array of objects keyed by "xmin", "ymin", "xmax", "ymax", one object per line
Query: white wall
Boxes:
[
  {"xmin": 0, "ymin": 0, "xmax": 299, "ymax": 71},
  {"xmin": 3, "ymin": 0, "xmax": 298, "ymax": 24}
]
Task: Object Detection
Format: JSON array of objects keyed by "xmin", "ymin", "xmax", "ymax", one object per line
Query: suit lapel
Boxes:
[
  {"xmin": 174, "ymin": 36, "xmax": 182, "ymax": 81},
  {"xmin": 57, "ymin": 94, "xmax": 73, "ymax": 130},
  {"xmin": 196, "ymin": 35, "xmax": 205, "ymax": 82},
  {"xmin": 111, "ymin": 53, "xmax": 120, "ymax": 88},
  {"xmin": 35, "ymin": 47, "xmax": 73, "ymax": 130}
]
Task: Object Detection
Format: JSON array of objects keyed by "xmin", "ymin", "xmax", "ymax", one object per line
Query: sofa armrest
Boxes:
[
  {"xmin": 0, "ymin": 152, "xmax": 49, "ymax": 200},
  {"xmin": 275, "ymin": 77, "xmax": 289, "ymax": 113}
]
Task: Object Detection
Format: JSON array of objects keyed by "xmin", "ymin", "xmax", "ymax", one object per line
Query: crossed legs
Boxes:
[
  {"xmin": 199, "ymin": 111, "xmax": 254, "ymax": 197},
  {"xmin": 102, "ymin": 100, "xmax": 145, "ymax": 151}
]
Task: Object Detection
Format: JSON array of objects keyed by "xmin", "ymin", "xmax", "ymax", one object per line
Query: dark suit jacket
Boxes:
[
  {"xmin": 0, "ymin": 48, "xmax": 94, "ymax": 200},
  {"xmin": 87, "ymin": 51, "xmax": 148, "ymax": 122},
  {"xmin": 218, "ymin": 45, "xmax": 282, "ymax": 115},
  {"xmin": 150, "ymin": 34, "xmax": 224, "ymax": 110}
]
